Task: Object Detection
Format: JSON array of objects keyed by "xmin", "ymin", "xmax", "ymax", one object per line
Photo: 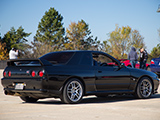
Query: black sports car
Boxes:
[{"xmin": 1, "ymin": 50, "xmax": 159, "ymax": 104}]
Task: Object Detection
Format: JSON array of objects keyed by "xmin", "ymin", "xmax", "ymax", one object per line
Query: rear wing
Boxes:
[{"xmin": 7, "ymin": 58, "xmax": 52, "ymax": 67}]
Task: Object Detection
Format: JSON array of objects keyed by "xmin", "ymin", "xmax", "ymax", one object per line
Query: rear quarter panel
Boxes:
[{"xmin": 44, "ymin": 65, "xmax": 96, "ymax": 94}]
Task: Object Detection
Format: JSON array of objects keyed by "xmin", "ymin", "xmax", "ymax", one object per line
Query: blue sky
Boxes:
[{"xmin": 0, "ymin": 0, "xmax": 160, "ymax": 52}]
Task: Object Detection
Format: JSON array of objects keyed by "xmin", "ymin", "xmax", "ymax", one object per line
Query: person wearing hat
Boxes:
[
  {"xmin": 128, "ymin": 47, "xmax": 138, "ymax": 68},
  {"xmin": 9, "ymin": 48, "xmax": 19, "ymax": 59}
]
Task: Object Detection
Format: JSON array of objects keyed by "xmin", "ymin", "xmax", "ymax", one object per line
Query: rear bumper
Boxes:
[
  {"xmin": 4, "ymin": 88, "xmax": 48, "ymax": 93},
  {"xmin": 3, "ymin": 87, "xmax": 61, "ymax": 98},
  {"xmin": 1, "ymin": 77, "xmax": 61, "ymax": 98},
  {"xmin": 4, "ymin": 87, "xmax": 61, "ymax": 94}
]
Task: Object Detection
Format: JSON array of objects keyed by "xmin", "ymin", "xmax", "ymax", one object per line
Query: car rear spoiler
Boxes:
[{"xmin": 7, "ymin": 58, "xmax": 53, "ymax": 66}]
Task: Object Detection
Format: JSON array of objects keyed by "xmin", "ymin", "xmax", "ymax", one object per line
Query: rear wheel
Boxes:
[
  {"xmin": 60, "ymin": 78, "xmax": 84, "ymax": 104},
  {"xmin": 20, "ymin": 96, "xmax": 38, "ymax": 103},
  {"xmin": 134, "ymin": 77, "xmax": 153, "ymax": 99}
]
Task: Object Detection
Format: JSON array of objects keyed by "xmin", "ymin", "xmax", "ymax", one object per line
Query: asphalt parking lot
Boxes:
[{"xmin": 0, "ymin": 69, "xmax": 160, "ymax": 120}]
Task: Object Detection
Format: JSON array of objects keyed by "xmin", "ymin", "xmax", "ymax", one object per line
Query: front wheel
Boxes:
[
  {"xmin": 20, "ymin": 96, "xmax": 38, "ymax": 103},
  {"xmin": 134, "ymin": 77, "xmax": 153, "ymax": 99},
  {"xmin": 60, "ymin": 78, "xmax": 84, "ymax": 104}
]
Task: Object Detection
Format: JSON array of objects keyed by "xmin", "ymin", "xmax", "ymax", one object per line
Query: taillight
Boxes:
[
  {"xmin": 38, "ymin": 71, "xmax": 44, "ymax": 77},
  {"xmin": 151, "ymin": 60, "xmax": 155, "ymax": 64},
  {"xmin": 3, "ymin": 71, "xmax": 11, "ymax": 77},
  {"xmin": 31, "ymin": 71, "xmax": 36, "ymax": 77},
  {"xmin": 3, "ymin": 71, "xmax": 6, "ymax": 77},
  {"xmin": 8, "ymin": 71, "xmax": 11, "ymax": 77}
]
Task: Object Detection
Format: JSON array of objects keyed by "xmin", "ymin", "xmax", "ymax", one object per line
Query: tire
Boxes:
[
  {"xmin": 20, "ymin": 96, "xmax": 38, "ymax": 103},
  {"xmin": 60, "ymin": 78, "xmax": 84, "ymax": 104},
  {"xmin": 134, "ymin": 77, "xmax": 153, "ymax": 99}
]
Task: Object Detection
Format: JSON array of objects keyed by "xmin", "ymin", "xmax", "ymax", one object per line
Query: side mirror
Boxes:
[{"xmin": 120, "ymin": 63, "xmax": 125, "ymax": 68}]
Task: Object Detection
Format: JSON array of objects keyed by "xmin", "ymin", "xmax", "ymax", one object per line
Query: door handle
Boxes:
[{"xmin": 98, "ymin": 71, "xmax": 102, "ymax": 73}]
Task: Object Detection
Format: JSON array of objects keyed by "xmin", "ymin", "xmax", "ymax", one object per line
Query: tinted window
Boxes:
[
  {"xmin": 79, "ymin": 53, "xmax": 92, "ymax": 65},
  {"xmin": 40, "ymin": 52, "xmax": 74, "ymax": 64},
  {"xmin": 92, "ymin": 53, "xmax": 118, "ymax": 67}
]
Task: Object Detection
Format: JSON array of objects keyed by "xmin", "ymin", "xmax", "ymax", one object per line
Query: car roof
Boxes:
[{"xmin": 41, "ymin": 50, "xmax": 104, "ymax": 55}]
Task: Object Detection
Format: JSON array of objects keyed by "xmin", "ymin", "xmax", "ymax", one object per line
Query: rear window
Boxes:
[{"xmin": 40, "ymin": 52, "xmax": 74, "ymax": 64}]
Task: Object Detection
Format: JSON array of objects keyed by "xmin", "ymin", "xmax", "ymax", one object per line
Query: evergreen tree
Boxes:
[
  {"xmin": 150, "ymin": 44, "xmax": 160, "ymax": 58},
  {"xmin": 34, "ymin": 7, "xmax": 65, "ymax": 51},
  {"xmin": 1, "ymin": 26, "xmax": 31, "ymax": 55}
]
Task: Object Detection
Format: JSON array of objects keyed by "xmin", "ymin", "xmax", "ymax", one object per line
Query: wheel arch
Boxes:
[{"xmin": 136, "ymin": 75, "xmax": 154, "ymax": 92}]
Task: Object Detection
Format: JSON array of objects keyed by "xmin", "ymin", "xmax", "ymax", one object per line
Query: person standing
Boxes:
[
  {"xmin": 128, "ymin": 47, "xmax": 138, "ymax": 68},
  {"xmin": 9, "ymin": 48, "xmax": 19, "ymax": 59},
  {"xmin": 139, "ymin": 48, "xmax": 148, "ymax": 69}
]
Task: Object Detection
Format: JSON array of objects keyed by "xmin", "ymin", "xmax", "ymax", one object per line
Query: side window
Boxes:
[
  {"xmin": 40, "ymin": 52, "xmax": 74, "ymax": 64},
  {"xmin": 79, "ymin": 53, "xmax": 92, "ymax": 66},
  {"xmin": 92, "ymin": 53, "xmax": 118, "ymax": 67}
]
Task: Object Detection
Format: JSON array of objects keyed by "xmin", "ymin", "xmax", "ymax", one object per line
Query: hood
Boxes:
[{"xmin": 127, "ymin": 67, "xmax": 157, "ymax": 78}]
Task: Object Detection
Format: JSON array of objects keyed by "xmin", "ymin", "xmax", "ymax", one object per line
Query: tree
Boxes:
[
  {"xmin": 1, "ymin": 26, "xmax": 31, "ymax": 55},
  {"xmin": 102, "ymin": 40, "xmax": 111, "ymax": 54},
  {"xmin": 106, "ymin": 25, "xmax": 145, "ymax": 59},
  {"xmin": 150, "ymin": 44, "xmax": 160, "ymax": 58},
  {"xmin": 0, "ymin": 42, "xmax": 9, "ymax": 60},
  {"xmin": 30, "ymin": 40, "xmax": 57, "ymax": 58},
  {"xmin": 65, "ymin": 19, "xmax": 101, "ymax": 50},
  {"xmin": 107, "ymin": 25, "xmax": 131, "ymax": 59},
  {"xmin": 34, "ymin": 7, "xmax": 65, "ymax": 51},
  {"xmin": 130, "ymin": 30, "xmax": 146, "ymax": 51}
]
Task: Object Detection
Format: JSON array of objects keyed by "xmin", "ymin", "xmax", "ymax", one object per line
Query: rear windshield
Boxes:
[{"xmin": 40, "ymin": 52, "xmax": 74, "ymax": 64}]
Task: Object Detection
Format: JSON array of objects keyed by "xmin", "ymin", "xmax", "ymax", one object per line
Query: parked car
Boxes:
[
  {"xmin": 150, "ymin": 57, "xmax": 160, "ymax": 77},
  {"xmin": 1, "ymin": 51, "xmax": 159, "ymax": 104},
  {"xmin": 119, "ymin": 59, "xmax": 150, "ymax": 70}
]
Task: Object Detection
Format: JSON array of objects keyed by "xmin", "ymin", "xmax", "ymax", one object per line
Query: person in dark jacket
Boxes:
[
  {"xmin": 139, "ymin": 48, "xmax": 148, "ymax": 69},
  {"xmin": 128, "ymin": 47, "xmax": 138, "ymax": 68}
]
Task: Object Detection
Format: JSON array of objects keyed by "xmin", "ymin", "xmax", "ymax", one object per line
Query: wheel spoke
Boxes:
[
  {"xmin": 142, "ymin": 90, "xmax": 146, "ymax": 95},
  {"xmin": 72, "ymin": 83, "xmax": 75, "ymax": 88},
  {"xmin": 68, "ymin": 90, "xmax": 72, "ymax": 93},
  {"xmin": 71, "ymin": 93, "xmax": 75, "ymax": 100},
  {"xmin": 75, "ymin": 93, "xmax": 79, "ymax": 98}
]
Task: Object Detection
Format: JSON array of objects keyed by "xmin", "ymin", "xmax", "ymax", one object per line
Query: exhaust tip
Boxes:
[
  {"xmin": 4, "ymin": 90, "xmax": 8, "ymax": 95},
  {"xmin": 4, "ymin": 90, "xmax": 15, "ymax": 95}
]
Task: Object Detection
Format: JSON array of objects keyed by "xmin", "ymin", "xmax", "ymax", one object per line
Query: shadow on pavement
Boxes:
[
  {"xmin": 22, "ymin": 93, "xmax": 160, "ymax": 105},
  {"xmin": 81, "ymin": 93, "xmax": 160, "ymax": 104}
]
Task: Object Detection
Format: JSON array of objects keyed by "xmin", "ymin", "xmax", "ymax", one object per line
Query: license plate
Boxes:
[{"xmin": 15, "ymin": 83, "xmax": 24, "ymax": 90}]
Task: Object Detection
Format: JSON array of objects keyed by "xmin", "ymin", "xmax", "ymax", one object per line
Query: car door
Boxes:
[{"xmin": 93, "ymin": 53, "xmax": 131, "ymax": 91}]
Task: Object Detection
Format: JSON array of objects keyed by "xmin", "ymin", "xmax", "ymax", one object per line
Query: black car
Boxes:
[{"xmin": 1, "ymin": 50, "xmax": 159, "ymax": 104}]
